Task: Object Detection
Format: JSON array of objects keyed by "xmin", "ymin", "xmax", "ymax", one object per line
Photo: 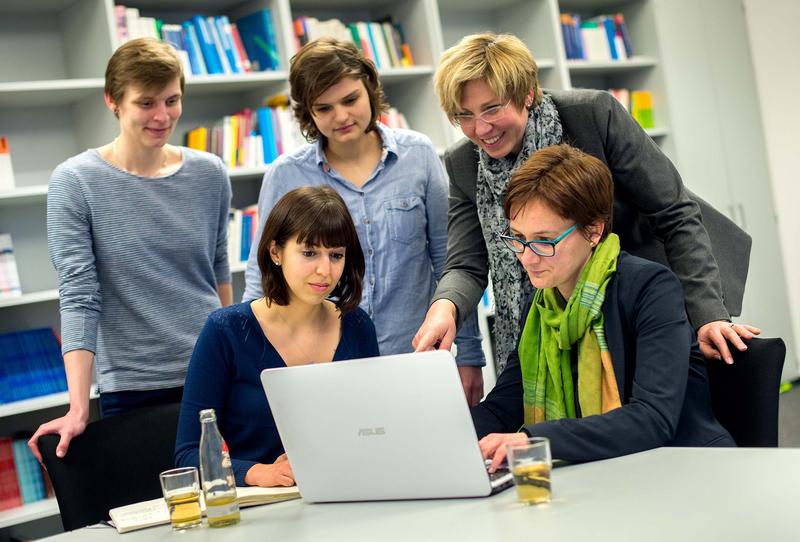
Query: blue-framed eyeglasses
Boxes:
[
  {"xmin": 498, "ymin": 224, "xmax": 579, "ymax": 257},
  {"xmin": 452, "ymin": 101, "xmax": 512, "ymax": 127}
]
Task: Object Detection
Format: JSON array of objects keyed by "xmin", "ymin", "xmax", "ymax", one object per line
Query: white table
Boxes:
[{"xmin": 43, "ymin": 447, "xmax": 800, "ymax": 541}]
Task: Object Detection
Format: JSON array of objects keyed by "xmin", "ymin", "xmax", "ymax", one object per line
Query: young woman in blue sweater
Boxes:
[{"xmin": 175, "ymin": 186, "xmax": 379, "ymax": 487}]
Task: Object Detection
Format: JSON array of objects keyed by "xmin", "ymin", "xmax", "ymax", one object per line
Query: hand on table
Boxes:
[{"xmin": 245, "ymin": 454, "xmax": 295, "ymax": 487}]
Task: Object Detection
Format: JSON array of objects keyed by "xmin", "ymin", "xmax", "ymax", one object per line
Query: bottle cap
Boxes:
[{"xmin": 199, "ymin": 408, "xmax": 217, "ymax": 422}]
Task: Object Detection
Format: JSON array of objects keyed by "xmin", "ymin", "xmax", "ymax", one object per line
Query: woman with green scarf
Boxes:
[{"xmin": 474, "ymin": 144, "xmax": 734, "ymax": 471}]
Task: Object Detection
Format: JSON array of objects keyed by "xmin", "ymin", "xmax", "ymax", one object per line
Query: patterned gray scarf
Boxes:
[{"xmin": 476, "ymin": 93, "xmax": 562, "ymax": 372}]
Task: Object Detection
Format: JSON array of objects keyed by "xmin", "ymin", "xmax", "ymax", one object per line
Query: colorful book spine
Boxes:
[
  {"xmin": 236, "ymin": 9, "xmax": 280, "ymax": 71},
  {"xmin": 114, "ymin": 4, "xmax": 129, "ymax": 46},
  {"xmin": 207, "ymin": 16, "xmax": 232, "ymax": 74},
  {"xmin": 615, "ymin": 13, "xmax": 634, "ymax": 58},
  {"xmin": 228, "ymin": 210, "xmax": 242, "ymax": 265},
  {"xmin": 0, "ymin": 328, "xmax": 67, "ymax": 404},
  {"xmin": 215, "ymin": 16, "xmax": 242, "ymax": 74},
  {"xmin": 0, "ymin": 233, "xmax": 22, "ymax": 299},
  {"xmin": 0, "ymin": 438, "xmax": 21, "ymax": 512},
  {"xmin": 12, "ymin": 439, "xmax": 46, "ymax": 504},
  {"xmin": 182, "ymin": 21, "xmax": 208, "ymax": 75},
  {"xmin": 0, "ymin": 136, "xmax": 16, "ymax": 192},
  {"xmin": 192, "ymin": 15, "xmax": 224, "ymax": 74},
  {"xmin": 631, "ymin": 90, "xmax": 654, "ymax": 129}
]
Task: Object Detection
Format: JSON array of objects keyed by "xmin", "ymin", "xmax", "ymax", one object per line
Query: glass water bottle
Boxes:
[{"xmin": 199, "ymin": 408, "xmax": 241, "ymax": 527}]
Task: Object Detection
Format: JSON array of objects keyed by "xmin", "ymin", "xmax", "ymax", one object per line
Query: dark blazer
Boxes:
[
  {"xmin": 471, "ymin": 252, "xmax": 735, "ymax": 462},
  {"xmin": 433, "ymin": 89, "xmax": 751, "ymax": 329}
]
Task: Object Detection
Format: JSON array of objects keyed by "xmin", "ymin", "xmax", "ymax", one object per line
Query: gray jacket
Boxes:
[{"xmin": 433, "ymin": 88, "xmax": 750, "ymax": 330}]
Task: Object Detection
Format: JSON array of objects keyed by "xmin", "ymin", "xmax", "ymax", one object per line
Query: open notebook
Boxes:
[{"xmin": 108, "ymin": 486, "xmax": 300, "ymax": 533}]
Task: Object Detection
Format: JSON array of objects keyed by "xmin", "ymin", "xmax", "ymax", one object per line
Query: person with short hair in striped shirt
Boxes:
[{"xmin": 28, "ymin": 38, "xmax": 232, "ymax": 463}]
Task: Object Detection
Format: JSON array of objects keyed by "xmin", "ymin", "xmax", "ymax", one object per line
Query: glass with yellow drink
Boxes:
[
  {"xmin": 506, "ymin": 437, "xmax": 552, "ymax": 505},
  {"xmin": 159, "ymin": 467, "xmax": 202, "ymax": 529}
]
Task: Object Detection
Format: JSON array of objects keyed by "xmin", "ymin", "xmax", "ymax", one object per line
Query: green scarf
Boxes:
[{"xmin": 518, "ymin": 233, "xmax": 622, "ymax": 424}]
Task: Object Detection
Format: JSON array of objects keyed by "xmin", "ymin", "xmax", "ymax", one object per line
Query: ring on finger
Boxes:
[{"xmin": 729, "ymin": 322, "xmax": 736, "ymax": 328}]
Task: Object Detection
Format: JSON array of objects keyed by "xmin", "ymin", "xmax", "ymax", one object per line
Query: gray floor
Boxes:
[{"xmin": 779, "ymin": 381, "xmax": 800, "ymax": 447}]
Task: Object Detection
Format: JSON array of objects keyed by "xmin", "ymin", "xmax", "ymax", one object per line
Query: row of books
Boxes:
[
  {"xmin": 0, "ymin": 437, "xmax": 52, "ymax": 512},
  {"xmin": 184, "ymin": 95, "xmax": 413, "ymax": 171},
  {"xmin": 609, "ymin": 88, "xmax": 655, "ymax": 129},
  {"xmin": 184, "ymin": 103, "xmax": 305, "ymax": 170},
  {"xmin": 114, "ymin": 5, "xmax": 280, "ymax": 75},
  {"xmin": 0, "ymin": 234, "xmax": 22, "ymax": 299},
  {"xmin": 229, "ymin": 205, "xmax": 259, "ymax": 265},
  {"xmin": 0, "ymin": 136, "xmax": 16, "ymax": 193},
  {"xmin": 0, "ymin": 328, "xmax": 68, "ymax": 405},
  {"xmin": 293, "ymin": 17, "xmax": 414, "ymax": 69},
  {"xmin": 561, "ymin": 13, "xmax": 634, "ymax": 61}
]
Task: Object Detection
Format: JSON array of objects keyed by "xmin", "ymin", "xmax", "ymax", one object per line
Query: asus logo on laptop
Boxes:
[{"xmin": 358, "ymin": 427, "xmax": 386, "ymax": 436}]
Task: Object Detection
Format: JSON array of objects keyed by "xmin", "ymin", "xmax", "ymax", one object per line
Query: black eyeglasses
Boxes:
[{"xmin": 498, "ymin": 224, "xmax": 578, "ymax": 257}]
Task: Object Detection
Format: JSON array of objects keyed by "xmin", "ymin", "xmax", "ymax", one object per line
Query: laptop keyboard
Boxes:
[{"xmin": 487, "ymin": 466, "xmax": 510, "ymax": 483}]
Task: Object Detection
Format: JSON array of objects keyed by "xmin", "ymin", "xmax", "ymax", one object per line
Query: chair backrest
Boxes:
[
  {"xmin": 707, "ymin": 337, "xmax": 786, "ymax": 447},
  {"xmin": 39, "ymin": 401, "xmax": 181, "ymax": 531}
]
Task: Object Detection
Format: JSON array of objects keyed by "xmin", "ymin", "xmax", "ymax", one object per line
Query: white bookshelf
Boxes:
[
  {"xmin": 566, "ymin": 56, "xmax": 658, "ymax": 72},
  {"xmin": 0, "ymin": 185, "xmax": 49, "ymax": 206},
  {"xmin": 0, "ymin": 388, "xmax": 99, "ymax": 418},
  {"xmin": 0, "ymin": 79, "xmax": 105, "ymax": 108},
  {"xmin": 0, "ymin": 498, "xmax": 59, "ymax": 530},
  {"xmin": 0, "ymin": 290, "xmax": 59, "ymax": 309}
]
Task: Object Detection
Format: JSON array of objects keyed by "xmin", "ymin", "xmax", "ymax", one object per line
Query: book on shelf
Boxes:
[
  {"xmin": 608, "ymin": 88, "xmax": 631, "ymax": 111},
  {"xmin": 228, "ymin": 204, "xmax": 259, "ymax": 266},
  {"xmin": 11, "ymin": 438, "xmax": 46, "ymax": 505},
  {"xmin": 0, "ymin": 136, "xmax": 16, "ymax": 193},
  {"xmin": 1, "ymin": 436, "xmax": 57, "ymax": 511},
  {"xmin": 113, "ymin": 5, "xmax": 279, "ymax": 75},
  {"xmin": 235, "ymin": 9, "xmax": 281, "ymax": 72},
  {"xmin": 191, "ymin": 14, "xmax": 224, "ymax": 75},
  {"xmin": 630, "ymin": 90, "xmax": 654, "ymax": 129},
  {"xmin": 109, "ymin": 485, "xmax": 300, "ymax": 534},
  {"xmin": 0, "ymin": 233, "xmax": 22, "ymax": 300},
  {"xmin": 160, "ymin": 24, "xmax": 192, "ymax": 77},
  {"xmin": 0, "ymin": 328, "xmax": 68, "ymax": 405},
  {"xmin": 293, "ymin": 16, "xmax": 414, "ymax": 68},
  {"xmin": 0, "ymin": 438, "xmax": 22, "ymax": 512},
  {"xmin": 561, "ymin": 12, "xmax": 633, "ymax": 61},
  {"xmin": 609, "ymin": 88, "xmax": 654, "ymax": 129}
]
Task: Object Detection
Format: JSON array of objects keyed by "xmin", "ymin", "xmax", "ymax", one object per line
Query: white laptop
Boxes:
[{"xmin": 260, "ymin": 350, "xmax": 513, "ymax": 502}]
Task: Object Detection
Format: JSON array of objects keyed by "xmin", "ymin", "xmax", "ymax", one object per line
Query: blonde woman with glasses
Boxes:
[{"xmin": 413, "ymin": 33, "xmax": 758, "ymax": 373}]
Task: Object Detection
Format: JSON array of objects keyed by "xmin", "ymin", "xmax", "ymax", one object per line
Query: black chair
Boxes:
[
  {"xmin": 707, "ymin": 337, "xmax": 786, "ymax": 447},
  {"xmin": 39, "ymin": 401, "xmax": 181, "ymax": 531}
]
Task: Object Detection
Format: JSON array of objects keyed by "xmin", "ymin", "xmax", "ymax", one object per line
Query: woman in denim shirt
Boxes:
[{"xmin": 243, "ymin": 38, "xmax": 486, "ymax": 405}]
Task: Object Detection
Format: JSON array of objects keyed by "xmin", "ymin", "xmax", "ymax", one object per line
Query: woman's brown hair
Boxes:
[
  {"xmin": 504, "ymin": 144, "xmax": 614, "ymax": 240},
  {"xmin": 289, "ymin": 37, "xmax": 388, "ymax": 141},
  {"xmin": 257, "ymin": 186, "xmax": 364, "ymax": 313}
]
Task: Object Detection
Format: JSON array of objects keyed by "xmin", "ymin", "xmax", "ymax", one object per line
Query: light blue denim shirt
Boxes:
[{"xmin": 243, "ymin": 124, "xmax": 484, "ymax": 366}]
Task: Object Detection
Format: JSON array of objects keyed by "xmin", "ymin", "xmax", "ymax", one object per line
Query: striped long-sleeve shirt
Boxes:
[{"xmin": 47, "ymin": 148, "xmax": 231, "ymax": 393}]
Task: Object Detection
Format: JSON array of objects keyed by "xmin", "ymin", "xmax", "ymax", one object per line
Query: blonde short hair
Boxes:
[{"xmin": 434, "ymin": 33, "xmax": 541, "ymax": 123}]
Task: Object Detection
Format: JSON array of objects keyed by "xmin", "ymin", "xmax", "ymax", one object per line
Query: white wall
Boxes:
[{"xmin": 743, "ymin": 0, "xmax": 800, "ymax": 373}]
